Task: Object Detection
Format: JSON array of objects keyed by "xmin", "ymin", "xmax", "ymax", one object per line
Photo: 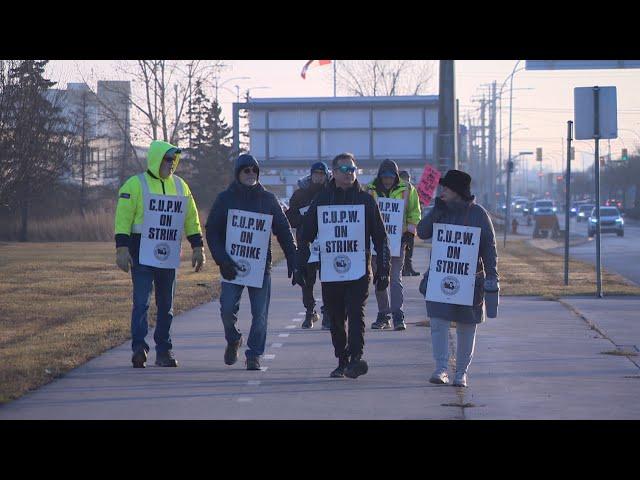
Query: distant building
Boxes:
[{"xmin": 50, "ymin": 81, "xmax": 131, "ymax": 186}]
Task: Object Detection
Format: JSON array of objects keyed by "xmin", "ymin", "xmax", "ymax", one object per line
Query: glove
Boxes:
[
  {"xmin": 433, "ymin": 197, "xmax": 448, "ymax": 222},
  {"xmin": 434, "ymin": 197, "xmax": 447, "ymax": 210},
  {"xmin": 292, "ymin": 265, "xmax": 307, "ymax": 288},
  {"xmin": 287, "ymin": 256, "xmax": 295, "ymax": 279},
  {"xmin": 116, "ymin": 246, "xmax": 133, "ymax": 273},
  {"xmin": 219, "ymin": 260, "xmax": 239, "ymax": 281},
  {"xmin": 192, "ymin": 246, "xmax": 205, "ymax": 272},
  {"xmin": 373, "ymin": 271, "xmax": 389, "ymax": 292}
]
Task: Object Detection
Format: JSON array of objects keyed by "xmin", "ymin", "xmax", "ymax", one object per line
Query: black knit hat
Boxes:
[{"xmin": 439, "ymin": 169, "xmax": 472, "ymax": 201}]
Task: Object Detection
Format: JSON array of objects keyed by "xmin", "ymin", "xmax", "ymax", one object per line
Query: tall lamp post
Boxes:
[{"xmin": 215, "ymin": 76, "xmax": 250, "ymax": 103}]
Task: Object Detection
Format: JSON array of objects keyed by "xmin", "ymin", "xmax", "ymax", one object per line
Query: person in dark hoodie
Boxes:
[
  {"xmin": 417, "ymin": 169, "xmax": 499, "ymax": 388},
  {"xmin": 205, "ymin": 154, "xmax": 297, "ymax": 371},
  {"xmin": 286, "ymin": 161, "xmax": 331, "ymax": 329},
  {"xmin": 294, "ymin": 152, "xmax": 390, "ymax": 379},
  {"xmin": 366, "ymin": 160, "xmax": 421, "ymax": 331}
]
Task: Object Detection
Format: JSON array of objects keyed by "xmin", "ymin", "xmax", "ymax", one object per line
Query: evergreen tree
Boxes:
[
  {"xmin": 3, "ymin": 60, "xmax": 71, "ymax": 241},
  {"xmin": 181, "ymin": 82, "xmax": 233, "ymax": 208}
]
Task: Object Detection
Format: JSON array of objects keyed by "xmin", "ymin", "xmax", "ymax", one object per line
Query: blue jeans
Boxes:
[
  {"xmin": 130, "ymin": 262, "xmax": 176, "ymax": 354},
  {"xmin": 219, "ymin": 272, "xmax": 271, "ymax": 359}
]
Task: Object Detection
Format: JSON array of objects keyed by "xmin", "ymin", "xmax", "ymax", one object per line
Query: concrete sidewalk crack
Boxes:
[{"xmin": 556, "ymin": 299, "xmax": 640, "ymax": 370}]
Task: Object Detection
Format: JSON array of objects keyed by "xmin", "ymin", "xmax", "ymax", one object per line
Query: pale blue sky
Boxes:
[{"xmin": 46, "ymin": 60, "xmax": 640, "ymax": 175}]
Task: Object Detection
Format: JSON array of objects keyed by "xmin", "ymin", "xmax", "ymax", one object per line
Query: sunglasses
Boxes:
[
  {"xmin": 242, "ymin": 166, "xmax": 258, "ymax": 174},
  {"xmin": 337, "ymin": 165, "xmax": 357, "ymax": 174}
]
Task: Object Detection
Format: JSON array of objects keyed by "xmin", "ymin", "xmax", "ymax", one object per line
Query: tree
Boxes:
[
  {"xmin": 335, "ymin": 60, "xmax": 435, "ymax": 96},
  {"xmin": 180, "ymin": 81, "xmax": 233, "ymax": 208},
  {"xmin": 1, "ymin": 60, "xmax": 72, "ymax": 241}
]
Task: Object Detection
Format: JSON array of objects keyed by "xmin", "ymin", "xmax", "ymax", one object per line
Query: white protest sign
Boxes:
[
  {"xmin": 371, "ymin": 198, "xmax": 404, "ymax": 257},
  {"xmin": 317, "ymin": 205, "xmax": 366, "ymax": 282},
  {"xmin": 224, "ymin": 209, "xmax": 273, "ymax": 288},
  {"xmin": 299, "ymin": 206, "xmax": 320, "ymax": 263},
  {"xmin": 139, "ymin": 194, "xmax": 187, "ymax": 269},
  {"xmin": 425, "ymin": 223, "xmax": 481, "ymax": 306}
]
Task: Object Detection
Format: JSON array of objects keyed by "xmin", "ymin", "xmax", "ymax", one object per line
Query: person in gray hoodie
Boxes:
[{"xmin": 417, "ymin": 169, "xmax": 499, "ymax": 387}]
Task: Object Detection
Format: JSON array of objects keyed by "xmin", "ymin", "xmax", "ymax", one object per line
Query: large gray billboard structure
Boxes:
[{"xmin": 233, "ymin": 96, "xmax": 440, "ymax": 168}]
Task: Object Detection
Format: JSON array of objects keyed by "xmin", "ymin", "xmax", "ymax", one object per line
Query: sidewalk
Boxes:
[{"xmin": 1, "ymin": 243, "xmax": 639, "ymax": 419}]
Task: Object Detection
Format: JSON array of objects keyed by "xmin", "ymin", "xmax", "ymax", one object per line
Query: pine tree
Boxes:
[
  {"xmin": 180, "ymin": 81, "xmax": 233, "ymax": 208},
  {"xmin": 4, "ymin": 60, "xmax": 71, "ymax": 241}
]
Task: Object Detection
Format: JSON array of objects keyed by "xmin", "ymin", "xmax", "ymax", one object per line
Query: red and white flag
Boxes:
[{"xmin": 301, "ymin": 60, "xmax": 332, "ymax": 79}]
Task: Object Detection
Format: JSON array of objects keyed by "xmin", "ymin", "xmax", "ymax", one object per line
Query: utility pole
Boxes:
[
  {"xmin": 436, "ymin": 60, "xmax": 457, "ymax": 174},
  {"xmin": 488, "ymin": 81, "xmax": 497, "ymax": 210},
  {"xmin": 480, "ymin": 96, "xmax": 487, "ymax": 205}
]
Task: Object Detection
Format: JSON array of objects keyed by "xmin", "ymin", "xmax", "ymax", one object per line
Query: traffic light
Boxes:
[
  {"xmin": 508, "ymin": 160, "xmax": 514, "ymax": 173},
  {"xmin": 622, "ymin": 148, "xmax": 628, "ymax": 161},
  {"xmin": 536, "ymin": 147, "xmax": 543, "ymax": 162}
]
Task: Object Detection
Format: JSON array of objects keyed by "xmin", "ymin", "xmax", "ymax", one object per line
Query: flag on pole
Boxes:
[{"xmin": 301, "ymin": 60, "xmax": 332, "ymax": 79}]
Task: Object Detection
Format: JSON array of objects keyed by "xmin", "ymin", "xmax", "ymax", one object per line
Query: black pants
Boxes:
[
  {"xmin": 321, "ymin": 274, "xmax": 370, "ymax": 360},
  {"xmin": 302, "ymin": 262, "xmax": 319, "ymax": 311},
  {"xmin": 403, "ymin": 234, "xmax": 415, "ymax": 270}
]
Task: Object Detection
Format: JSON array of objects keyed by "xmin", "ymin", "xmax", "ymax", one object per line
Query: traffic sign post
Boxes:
[{"xmin": 574, "ymin": 86, "xmax": 618, "ymax": 298}]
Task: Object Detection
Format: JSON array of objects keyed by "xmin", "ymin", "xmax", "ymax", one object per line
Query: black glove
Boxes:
[
  {"xmin": 373, "ymin": 271, "xmax": 390, "ymax": 291},
  {"xmin": 219, "ymin": 260, "xmax": 239, "ymax": 281},
  {"xmin": 287, "ymin": 256, "xmax": 295, "ymax": 279},
  {"xmin": 293, "ymin": 265, "xmax": 307, "ymax": 288},
  {"xmin": 433, "ymin": 197, "xmax": 448, "ymax": 222}
]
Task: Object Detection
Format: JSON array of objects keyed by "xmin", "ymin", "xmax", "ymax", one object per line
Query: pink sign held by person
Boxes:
[{"xmin": 416, "ymin": 164, "xmax": 441, "ymax": 206}]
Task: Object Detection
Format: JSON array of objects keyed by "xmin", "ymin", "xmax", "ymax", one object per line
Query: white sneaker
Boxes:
[{"xmin": 429, "ymin": 371, "xmax": 449, "ymax": 384}]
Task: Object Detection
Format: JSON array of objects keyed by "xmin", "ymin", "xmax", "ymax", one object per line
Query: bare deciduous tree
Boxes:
[{"xmin": 336, "ymin": 60, "xmax": 436, "ymax": 96}]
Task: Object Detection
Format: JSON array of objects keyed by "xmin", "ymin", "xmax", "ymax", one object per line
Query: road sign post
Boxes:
[{"xmin": 574, "ymin": 86, "xmax": 618, "ymax": 298}]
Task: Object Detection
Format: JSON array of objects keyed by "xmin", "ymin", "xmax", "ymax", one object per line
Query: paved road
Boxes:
[
  {"xmin": 551, "ymin": 215, "xmax": 640, "ymax": 285},
  {"xmin": 1, "ymin": 244, "xmax": 639, "ymax": 419}
]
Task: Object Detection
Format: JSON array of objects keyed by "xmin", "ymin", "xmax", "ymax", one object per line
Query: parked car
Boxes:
[
  {"xmin": 588, "ymin": 206, "xmax": 624, "ymax": 237},
  {"xmin": 576, "ymin": 204, "xmax": 594, "ymax": 222}
]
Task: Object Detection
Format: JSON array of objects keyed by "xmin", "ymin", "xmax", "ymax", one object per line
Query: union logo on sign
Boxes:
[
  {"xmin": 236, "ymin": 259, "xmax": 251, "ymax": 277},
  {"xmin": 440, "ymin": 276, "xmax": 460, "ymax": 296},
  {"xmin": 334, "ymin": 255, "xmax": 351, "ymax": 273},
  {"xmin": 154, "ymin": 243, "xmax": 171, "ymax": 261}
]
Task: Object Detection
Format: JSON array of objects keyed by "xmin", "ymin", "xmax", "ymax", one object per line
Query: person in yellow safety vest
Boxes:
[
  {"xmin": 366, "ymin": 159, "xmax": 421, "ymax": 331},
  {"xmin": 114, "ymin": 140, "xmax": 205, "ymax": 369}
]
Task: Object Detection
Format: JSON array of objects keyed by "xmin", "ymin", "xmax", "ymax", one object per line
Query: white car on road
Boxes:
[{"xmin": 587, "ymin": 206, "xmax": 624, "ymax": 237}]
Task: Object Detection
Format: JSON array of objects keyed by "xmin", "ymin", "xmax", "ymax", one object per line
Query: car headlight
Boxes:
[
  {"xmin": 590, "ymin": 218, "xmax": 597, "ymax": 223},
  {"xmin": 534, "ymin": 207, "xmax": 539, "ymax": 212},
  {"xmin": 571, "ymin": 208, "xmax": 577, "ymax": 212},
  {"xmin": 616, "ymin": 218, "xmax": 623, "ymax": 224},
  {"xmin": 552, "ymin": 207, "xmax": 557, "ymax": 212},
  {"xmin": 578, "ymin": 212, "xmax": 585, "ymax": 217}
]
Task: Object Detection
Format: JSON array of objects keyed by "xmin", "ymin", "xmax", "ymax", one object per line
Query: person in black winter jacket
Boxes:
[
  {"xmin": 286, "ymin": 162, "xmax": 331, "ymax": 329},
  {"xmin": 295, "ymin": 152, "xmax": 390, "ymax": 379},
  {"xmin": 205, "ymin": 154, "xmax": 297, "ymax": 371}
]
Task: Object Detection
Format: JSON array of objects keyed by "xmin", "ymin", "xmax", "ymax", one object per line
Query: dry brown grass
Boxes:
[
  {"xmin": 499, "ymin": 239, "xmax": 640, "ymax": 296},
  {"xmin": 0, "ymin": 240, "xmax": 284, "ymax": 404}
]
